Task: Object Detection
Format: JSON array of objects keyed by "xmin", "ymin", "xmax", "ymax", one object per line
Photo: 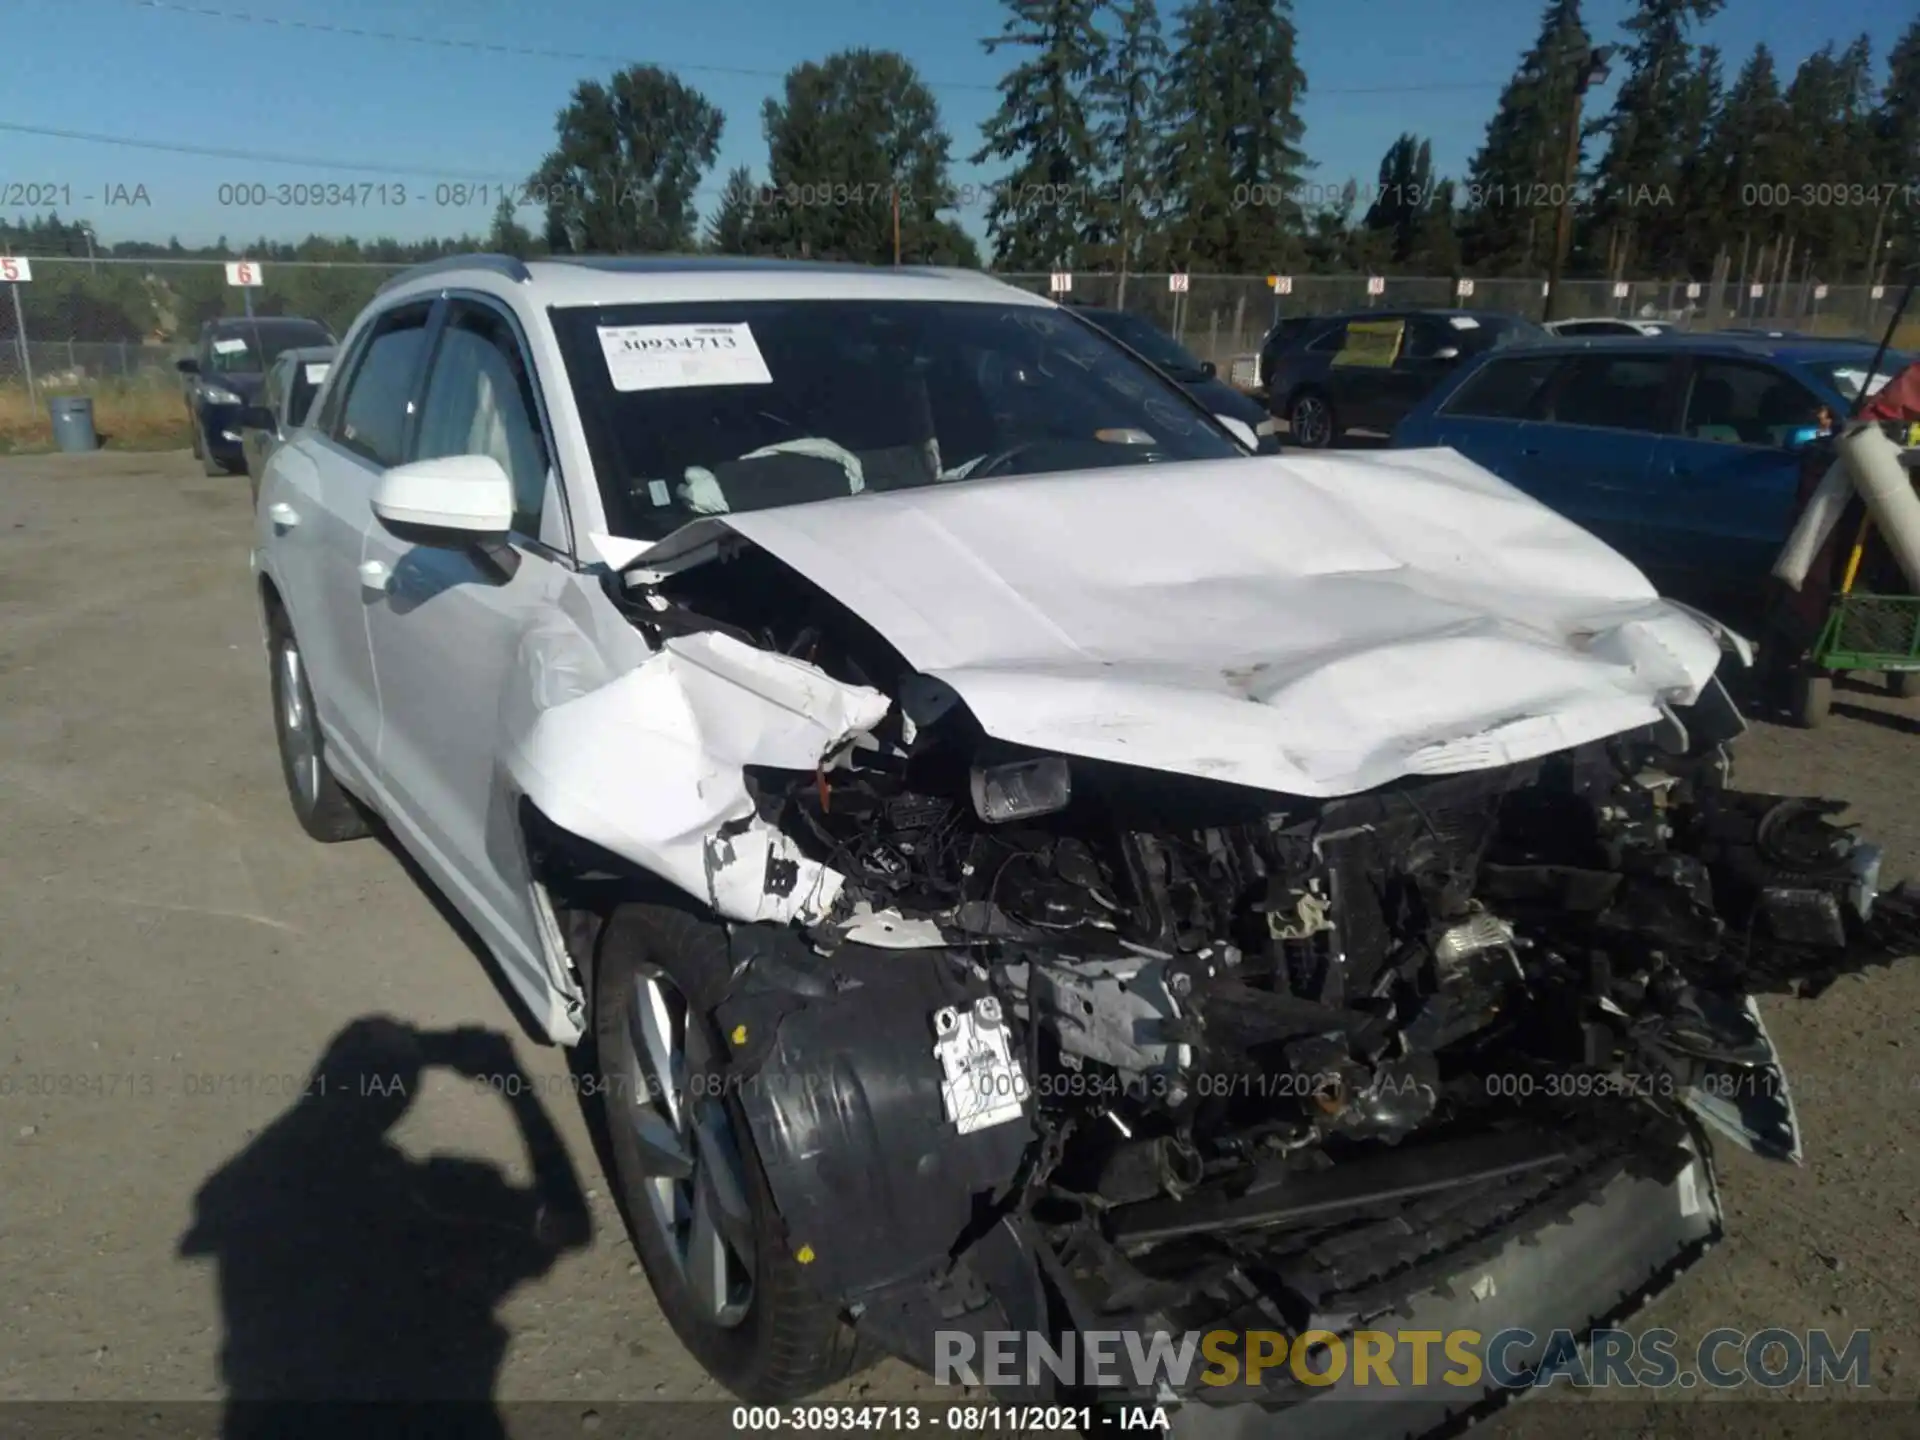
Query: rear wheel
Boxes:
[
  {"xmin": 266, "ymin": 608, "xmax": 371, "ymax": 841},
  {"xmin": 595, "ymin": 904, "xmax": 853, "ymax": 1401},
  {"xmin": 1288, "ymin": 389, "xmax": 1336, "ymax": 449}
]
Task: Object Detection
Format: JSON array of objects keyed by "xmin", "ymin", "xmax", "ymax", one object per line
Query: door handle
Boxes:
[
  {"xmin": 358, "ymin": 559, "xmax": 390, "ymax": 592},
  {"xmin": 267, "ymin": 501, "xmax": 299, "ymax": 528}
]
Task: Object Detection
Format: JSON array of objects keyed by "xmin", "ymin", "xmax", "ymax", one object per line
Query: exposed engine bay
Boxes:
[{"xmin": 573, "ymin": 530, "xmax": 1920, "ymax": 1423}]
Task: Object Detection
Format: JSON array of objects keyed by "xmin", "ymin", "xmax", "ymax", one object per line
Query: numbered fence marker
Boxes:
[
  {"xmin": 1749, "ymin": 283, "xmax": 1763, "ymax": 299},
  {"xmin": 1366, "ymin": 276, "xmax": 1385, "ymax": 296},
  {"xmin": 1048, "ymin": 272, "xmax": 1072, "ymax": 294},
  {"xmin": 1612, "ymin": 282, "xmax": 1629, "ymax": 299},
  {"xmin": 225, "ymin": 261, "xmax": 265, "ymax": 287},
  {"xmin": 1814, "ymin": 283, "xmax": 1829, "ymax": 301},
  {"xmin": 1872, "ymin": 285, "xmax": 1886, "ymax": 301},
  {"xmin": 0, "ymin": 256, "xmax": 33, "ymax": 283},
  {"xmin": 1168, "ymin": 272, "xmax": 1190, "ymax": 293},
  {"xmin": 1269, "ymin": 275, "xmax": 1292, "ymax": 294},
  {"xmin": 1455, "ymin": 278, "xmax": 1474, "ymax": 298},
  {"xmin": 1686, "ymin": 282, "xmax": 1702, "ymax": 299}
]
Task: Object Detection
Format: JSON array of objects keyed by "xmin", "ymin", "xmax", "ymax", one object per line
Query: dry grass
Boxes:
[{"xmin": 0, "ymin": 377, "xmax": 191, "ymax": 454}]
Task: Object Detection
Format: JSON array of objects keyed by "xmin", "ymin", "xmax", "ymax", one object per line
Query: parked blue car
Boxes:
[{"xmin": 1390, "ymin": 334, "xmax": 1912, "ymax": 614}]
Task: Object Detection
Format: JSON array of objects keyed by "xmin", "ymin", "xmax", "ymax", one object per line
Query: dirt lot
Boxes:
[{"xmin": 3, "ymin": 450, "xmax": 1919, "ymax": 1436}]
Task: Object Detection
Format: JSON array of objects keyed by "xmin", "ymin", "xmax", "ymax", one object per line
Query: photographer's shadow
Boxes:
[{"xmin": 177, "ymin": 1016, "xmax": 594, "ymax": 1438}]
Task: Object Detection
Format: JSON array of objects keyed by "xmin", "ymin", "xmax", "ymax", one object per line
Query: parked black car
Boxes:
[
  {"xmin": 1258, "ymin": 308, "xmax": 1546, "ymax": 448},
  {"xmin": 239, "ymin": 344, "xmax": 336, "ymax": 502},
  {"xmin": 177, "ymin": 316, "xmax": 334, "ymax": 476},
  {"xmin": 1065, "ymin": 303, "xmax": 1273, "ymax": 436}
]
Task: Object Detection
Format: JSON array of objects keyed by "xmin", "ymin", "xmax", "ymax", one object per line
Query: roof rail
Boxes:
[{"xmin": 376, "ymin": 253, "xmax": 532, "ymax": 294}]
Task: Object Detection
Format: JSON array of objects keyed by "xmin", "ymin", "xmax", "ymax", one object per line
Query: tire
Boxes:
[
  {"xmin": 1287, "ymin": 389, "xmax": 1337, "ymax": 449},
  {"xmin": 1890, "ymin": 672, "xmax": 1920, "ymax": 701},
  {"xmin": 1790, "ymin": 671, "xmax": 1833, "ymax": 729},
  {"xmin": 189, "ymin": 415, "xmax": 204, "ymax": 459},
  {"xmin": 595, "ymin": 903, "xmax": 854, "ymax": 1402},
  {"xmin": 266, "ymin": 607, "xmax": 372, "ymax": 842}
]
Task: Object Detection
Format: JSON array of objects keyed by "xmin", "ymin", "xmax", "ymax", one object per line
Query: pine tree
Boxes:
[
  {"xmin": 1155, "ymin": 0, "xmax": 1308, "ymax": 274},
  {"xmin": 704, "ymin": 167, "xmax": 761, "ymax": 253},
  {"xmin": 1459, "ymin": 0, "xmax": 1592, "ymax": 275},
  {"xmin": 1701, "ymin": 45, "xmax": 1794, "ymax": 289},
  {"xmin": 1086, "ymin": 0, "xmax": 1168, "ymax": 288},
  {"xmin": 973, "ymin": 0, "xmax": 1109, "ymax": 270},
  {"xmin": 485, "ymin": 196, "xmax": 536, "ymax": 258},
  {"xmin": 1871, "ymin": 20, "xmax": 1920, "ymax": 280},
  {"xmin": 1588, "ymin": 0, "xmax": 1725, "ymax": 277},
  {"xmin": 1362, "ymin": 134, "xmax": 1439, "ymax": 267}
]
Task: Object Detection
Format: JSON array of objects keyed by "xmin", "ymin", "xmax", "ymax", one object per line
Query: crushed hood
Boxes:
[{"xmin": 625, "ymin": 447, "xmax": 1726, "ymax": 798}]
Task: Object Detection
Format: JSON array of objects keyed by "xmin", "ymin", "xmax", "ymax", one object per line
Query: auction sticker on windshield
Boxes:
[
  {"xmin": 597, "ymin": 322, "xmax": 773, "ymax": 392},
  {"xmin": 212, "ymin": 337, "xmax": 248, "ymax": 355}
]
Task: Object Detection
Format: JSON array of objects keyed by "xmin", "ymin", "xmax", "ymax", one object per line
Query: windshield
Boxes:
[
  {"xmin": 554, "ymin": 298, "xmax": 1245, "ymax": 542},
  {"xmin": 1080, "ymin": 311, "xmax": 1207, "ymax": 379},
  {"xmin": 1803, "ymin": 355, "xmax": 1911, "ymax": 403},
  {"xmin": 206, "ymin": 321, "xmax": 331, "ymax": 375}
]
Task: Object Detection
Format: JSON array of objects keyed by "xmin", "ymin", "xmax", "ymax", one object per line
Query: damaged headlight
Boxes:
[{"xmin": 970, "ymin": 755, "xmax": 1071, "ymax": 824}]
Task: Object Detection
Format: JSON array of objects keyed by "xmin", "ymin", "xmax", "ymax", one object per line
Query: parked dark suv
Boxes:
[
  {"xmin": 177, "ymin": 316, "xmax": 334, "ymax": 476},
  {"xmin": 1258, "ymin": 308, "xmax": 1545, "ymax": 448}
]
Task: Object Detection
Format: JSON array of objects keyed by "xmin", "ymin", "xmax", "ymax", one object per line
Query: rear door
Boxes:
[
  {"xmin": 1402, "ymin": 351, "xmax": 1561, "ymax": 471},
  {"xmin": 1651, "ymin": 355, "xmax": 1826, "ymax": 595},
  {"xmin": 1508, "ymin": 352, "xmax": 1682, "ymax": 565},
  {"xmin": 1326, "ymin": 313, "xmax": 1407, "ymax": 431},
  {"xmin": 287, "ymin": 299, "xmax": 439, "ymax": 793}
]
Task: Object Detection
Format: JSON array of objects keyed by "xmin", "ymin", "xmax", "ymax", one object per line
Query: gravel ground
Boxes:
[{"xmin": 3, "ymin": 450, "xmax": 1918, "ymax": 1438}]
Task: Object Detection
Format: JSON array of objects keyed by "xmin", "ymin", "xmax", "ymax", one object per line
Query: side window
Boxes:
[
  {"xmin": 1683, "ymin": 359, "xmax": 1825, "ymax": 446},
  {"xmin": 1441, "ymin": 355, "xmax": 1561, "ymax": 420},
  {"xmin": 412, "ymin": 301, "xmax": 552, "ymax": 536},
  {"xmin": 333, "ymin": 306, "xmax": 433, "ymax": 467},
  {"xmin": 1404, "ymin": 316, "xmax": 1458, "ymax": 360},
  {"xmin": 1544, "ymin": 355, "xmax": 1678, "ymax": 434},
  {"xmin": 1306, "ymin": 321, "xmax": 1350, "ymax": 354}
]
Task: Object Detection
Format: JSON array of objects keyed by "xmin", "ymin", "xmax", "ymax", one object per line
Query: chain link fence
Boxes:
[{"xmin": 1, "ymin": 255, "xmax": 1910, "ymax": 401}]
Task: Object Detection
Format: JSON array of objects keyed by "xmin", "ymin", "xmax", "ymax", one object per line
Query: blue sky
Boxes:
[{"xmin": 1, "ymin": 0, "xmax": 1910, "ymax": 251}]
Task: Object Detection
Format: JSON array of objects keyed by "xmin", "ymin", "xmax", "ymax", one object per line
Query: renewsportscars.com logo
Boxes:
[{"xmin": 935, "ymin": 1326, "xmax": 1873, "ymax": 1393}]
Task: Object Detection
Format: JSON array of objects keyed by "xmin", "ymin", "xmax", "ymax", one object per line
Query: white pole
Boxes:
[{"xmin": 10, "ymin": 283, "xmax": 34, "ymax": 407}]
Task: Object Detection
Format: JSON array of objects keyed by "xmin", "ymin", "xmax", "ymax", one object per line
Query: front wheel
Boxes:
[
  {"xmin": 1287, "ymin": 390, "xmax": 1336, "ymax": 449},
  {"xmin": 267, "ymin": 609, "xmax": 371, "ymax": 842},
  {"xmin": 595, "ymin": 904, "xmax": 853, "ymax": 1401}
]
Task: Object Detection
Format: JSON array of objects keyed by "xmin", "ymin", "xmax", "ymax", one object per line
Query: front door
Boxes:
[
  {"xmin": 360, "ymin": 296, "xmax": 570, "ymax": 994},
  {"xmin": 1648, "ymin": 355, "xmax": 1826, "ymax": 604}
]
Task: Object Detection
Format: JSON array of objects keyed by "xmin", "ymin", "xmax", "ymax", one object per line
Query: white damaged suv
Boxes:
[{"xmin": 252, "ymin": 255, "xmax": 1915, "ymax": 1434}]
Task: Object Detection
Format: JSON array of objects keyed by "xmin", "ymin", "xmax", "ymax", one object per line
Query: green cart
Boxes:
[{"xmin": 1790, "ymin": 491, "xmax": 1920, "ymax": 728}]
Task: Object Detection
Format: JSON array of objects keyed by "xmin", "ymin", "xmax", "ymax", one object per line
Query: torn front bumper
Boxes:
[{"xmin": 1153, "ymin": 1135, "xmax": 1723, "ymax": 1440}]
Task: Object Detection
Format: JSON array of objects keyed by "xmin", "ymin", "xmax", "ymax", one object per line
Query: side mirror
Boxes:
[
  {"xmin": 372, "ymin": 453, "xmax": 514, "ymax": 546},
  {"xmin": 1215, "ymin": 414, "xmax": 1260, "ymax": 451},
  {"xmin": 176, "ymin": 357, "xmax": 200, "ymax": 375},
  {"xmin": 1200, "ymin": 360, "xmax": 1218, "ymax": 379}
]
